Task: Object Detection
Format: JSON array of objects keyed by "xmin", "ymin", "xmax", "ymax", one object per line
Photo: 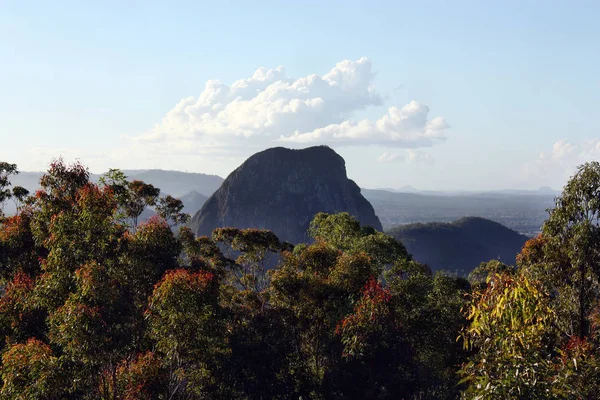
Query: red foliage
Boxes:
[
  {"xmin": 113, "ymin": 352, "xmax": 163, "ymax": 400},
  {"xmin": 152, "ymin": 269, "xmax": 215, "ymax": 292},
  {"xmin": 335, "ymin": 277, "xmax": 392, "ymax": 337},
  {"xmin": 75, "ymin": 183, "xmax": 117, "ymax": 214},
  {"xmin": 361, "ymin": 276, "xmax": 392, "ymax": 303},
  {"xmin": 0, "ymin": 272, "xmax": 35, "ymax": 328}
]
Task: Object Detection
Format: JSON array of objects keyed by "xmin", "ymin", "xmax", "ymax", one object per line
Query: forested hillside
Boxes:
[
  {"xmin": 387, "ymin": 217, "xmax": 528, "ymax": 275},
  {"xmin": 2, "ymin": 160, "xmax": 600, "ymax": 399}
]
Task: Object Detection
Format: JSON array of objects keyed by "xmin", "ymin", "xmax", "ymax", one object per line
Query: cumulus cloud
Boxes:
[
  {"xmin": 524, "ymin": 139, "xmax": 600, "ymax": 187},
  {"xmin": 129, "ymin": 57, "xmax": 448, "ymax": 155},
  {"xmin": 279, "ymin": 102, "xmax": 448, "ymax": 147}
]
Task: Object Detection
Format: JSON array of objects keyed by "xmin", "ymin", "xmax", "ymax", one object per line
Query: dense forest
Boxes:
[{"xmin": 1, "ymin": 159, "xmax": 600, "ymax": 399}]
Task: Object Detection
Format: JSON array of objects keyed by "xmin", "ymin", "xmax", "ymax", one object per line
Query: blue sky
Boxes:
[{"xmin": 1, "ymin": 1, "xmax": 599, "ymax": 190}]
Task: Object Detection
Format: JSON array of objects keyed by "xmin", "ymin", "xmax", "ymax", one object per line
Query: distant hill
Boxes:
[
  {"xmin": 189, "ymin": 146, "xmax": 382, "ymax": 244},
  {"xmin": 387, "ymin": 217, "xmax": 529, "ymax": 276},
  {"xmin": 4, "ymin": 170, "xmax": 220, "ymax": 218},
  {"xmin": 124, "ymin": 170, "xmax": 223, "ymax": 197},
  {"xmin": 8, "ymin": 170, "xmax": 223, "ymax": 198},
  {"xmin": 371, "ymin": 186, "xmax": 560, "ymax": 196},
  {"xmin": 180, "ymin": 190, "xmax": 208, "ymax": 215},
  {"xmin": 362, "ymin": 188, "xmax": 555, "ymax": 236}
]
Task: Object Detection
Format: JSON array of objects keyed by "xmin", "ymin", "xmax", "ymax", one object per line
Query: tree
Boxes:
[
  {"xmin": 212, "ymin": 227, "xmax": 292, "ymax": 308},
  {"xmin": 10, "ymin": 186, "xmax": 29, "ymax": 213},
  {"xmin": 125, "ymin": 180, "xmax": 160, "ymax": 228},
  {"xmin": 459, "ymin": 271, "xmax": 556, "ymax": 399},
  {"xmin": 536, "ymin": 161, "xmax": 600, "ymax": 339},
  {"xmin": 309, "ymin": 212, "xmax": 409, "ymax": 268},
  {"xmin": 0, "ymin": 162, "xmax": 18, "ymax": 217},
  {"xmin": 156, "ymin": 195, "xmax": 190, "ymax": 227},
  {"xmin": 331, "ymin": 277, "xmax": 416, "ymax": 399},
  {"xmin": 386, "ymin": 259, "xmax": 469, "ymax": 399},
  {"xmin": 0, "ymin": 338, "xmax": 61, "ymax": 400},
  {"xmin": 146, "ymin": 268, "xmax": 226, "ymax": 398}
]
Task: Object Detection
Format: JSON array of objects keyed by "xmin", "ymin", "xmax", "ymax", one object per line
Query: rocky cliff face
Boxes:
[{"xmin": 189, "ymin": 146, "xmax": 382, "ymax": 244}]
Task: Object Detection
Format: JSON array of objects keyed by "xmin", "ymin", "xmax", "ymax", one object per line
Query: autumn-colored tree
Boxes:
[
  {"xmin": 330, "ymin": 277, "xmax": 416, "ymax": 399},
  {"xmin": 104, "ymin": 351, "xmax": 166, "ymax": 400},
  {"xmin": 146, "ymin": 269, "xmax": 226, "ymax": 398},
  {"xmin": 269, "ymin": 230, "xmax": 394, "ymax": 397},
  {"xmin": 0, "ymin": 338, "xmax": 61, "ymax": 400}
]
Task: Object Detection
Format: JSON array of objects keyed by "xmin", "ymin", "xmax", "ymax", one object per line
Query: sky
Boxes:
[{"xmin": 1, "ymin": 1, "xmax": 600, "ymax": 190}]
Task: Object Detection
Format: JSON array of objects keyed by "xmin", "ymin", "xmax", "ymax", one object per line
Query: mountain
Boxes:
[
  {"xmin": 9, "ymin": 170, "xmax": 223, "ymax": 198},
  {"xmin": 180, "ymin": 190, "xmax": 208, "ymax": 215},
  {"xmin": 387, "ymin": 217, "xmax": 529, "ymax": 276},
  {"xmin": 189, "ymin": 146, "xmax": 382, "ymax": 244},
  {"xmin": 362, "ymin": 188, "xmax": 555, "ymax": 236},
  {"xmin": 124, "ymin": 170, "xmax": 223, "ymax": 197}
]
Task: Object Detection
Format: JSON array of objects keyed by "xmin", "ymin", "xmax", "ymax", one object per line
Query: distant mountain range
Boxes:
[
  {"xmin": 2, "ymin": 150, "xmax": 552, "ymax": 277},
  {"xmin": 6, "ymin": 164, "xmax": 557, "ymax": 237},
  {"xmin": 373, "ymin": 186, "xmax": 560, "ymax": 197},
  {"xmin": 387, "ymin": 217, "xmax": 529, "ymax": 276},
  {"xmin": 362, "ymin": 188, "xmax": 555, "ymax": 235},
  {"xmin": 4, "ymin": 170, "xmax": 222, "ymax": 216}
]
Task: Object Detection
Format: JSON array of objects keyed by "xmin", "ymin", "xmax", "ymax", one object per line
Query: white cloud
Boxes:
[
  {"xmin": 378, "ymin": 152, "xmax": 401, "ymax": 163},
  {"xmin": 406, "ymin": 149, "xmax": 434, "ymax": 165},
  {"xmin": 279, "ymin": 102, "xmax": 448, "ymax": 147},
  {"xmin": 128, "ymin": 57, "xmax": 448, "ymax": 156},
  {"xmin": 22, "ymin": 58, "xmax": 449, "ymax": 175},
  {"xmin": 377, "ymin": 149, "xmax": 434, "ymax": 164},
  {"xmin": 524, "ymin": 139, "xmax": 600, "ymax": 187}
]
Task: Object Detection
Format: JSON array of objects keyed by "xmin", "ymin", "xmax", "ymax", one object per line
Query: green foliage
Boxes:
[
  {"xmin": 156, "ymin": 195, "xmax": 190, "ymax": 227},
  {"xmin": 386, "ymin": 259, "xmax": 469, "ymax": 399},
  {"xmin": 459, "ymin": 272, "xmax": 556, "ymax": 398},
  {"xmin": 0, "ymin": 160, "xmax": 521, "ymax": 399},
  {"xmin": 0, "ymin": 338, "xmax": 61, "ymax": 400},
  {"xmin": 310, "ymin": 212, "xmax": 409, "ymax": 268},
  {"xmin": 146, "ymin": 268, "xmax": 226, "ymax": 398},
  {"xmin": 457, "ymin": 162, "xmax": 600, "ymax": 399},
  {"xmin": 540, "ymin": 161, "xmax": 600, "ymax": 339}
]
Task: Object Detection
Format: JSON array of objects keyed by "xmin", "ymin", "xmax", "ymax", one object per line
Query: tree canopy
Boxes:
[{"xmin": 3, "ymin": 159, "xmax": 600, "ymax": 398}]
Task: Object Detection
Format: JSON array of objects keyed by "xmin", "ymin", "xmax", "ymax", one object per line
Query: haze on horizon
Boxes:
[{"xmin": 2, "ymin": 1, "xmax": 599, "ymax": 191}]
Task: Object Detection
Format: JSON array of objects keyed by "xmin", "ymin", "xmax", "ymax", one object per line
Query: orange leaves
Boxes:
[
  {"xmin": 0, "ymin": 272, "xmax": 35, "ymax": 330},
  {"xmin": 516, "ymin": 234, "xmax": 547, "ymax": 267},
  {"xmin": 0, "ymin": 271, "xmax": 34, "ymax": 308},
  {"xmin": 152, "ymin": 268, "xmax": 216, "ymax": 296},
  {"xmin": 0, "ymin": 338, "xmax": 59, "ymax": 399},
  {"xmin": 107, "ymin": 352, "xmax": 164, "ymax": 400},
  {"xmin": 75, "ymin": 183, "xmax": 118, "ymax": 217}
]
